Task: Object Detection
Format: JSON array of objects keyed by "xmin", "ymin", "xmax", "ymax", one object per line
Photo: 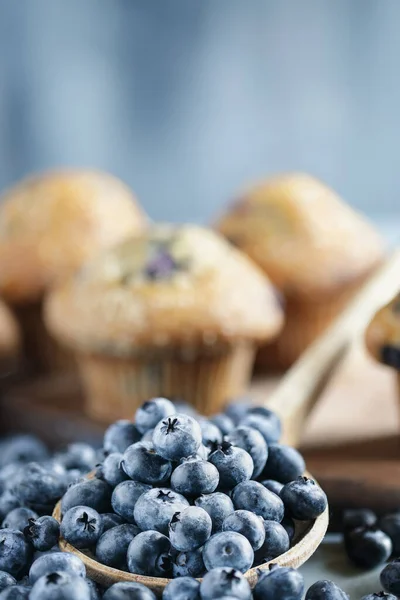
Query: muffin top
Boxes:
[
  {"xmin": 45, "ymin": 224, "xmax": 283, "ymax": 357},
  {"xmin": 216, "ymin": 173, "xmax": 384, "ymax": 299},
  {"xmin": 0, "ymin": 170, "xmax": 147, "ymax": 304},
  {"xmin": 0, "ymin": 300, "xmax": 20, "ymax": 358},
  {"xmin": 365, "ymin": 293, "xmax": 400, "ymax": 370}
]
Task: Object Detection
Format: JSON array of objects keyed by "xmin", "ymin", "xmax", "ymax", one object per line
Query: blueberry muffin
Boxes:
[
  {"xmin": 0, "ymin": 299, "xmax": 20, "ymax": 373},
  {"xmin": 366, "ymin": 293, "xmax": 400, "ymax": 374},
  {"xmin": 216, "ymin": 173, "xmax": 384, "ymax": 369},
  {"xmin": 0, "ymin": 170, "xmax": 147, "ymax": 373},
  {"xmin": 45, "ymin": 224, "xmax": 283, "ymax": 421}
]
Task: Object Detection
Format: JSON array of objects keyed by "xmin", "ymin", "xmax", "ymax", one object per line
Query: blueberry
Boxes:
[
  {"xmin": 2, "ymin": 508, "xmax": 38, "ymax": 532},
  {"xmin": 135, "ymin": 398, "xmax": 176, "ymax": 434},
  {"xmin": 222, "ymin": 510, "xmax": 265, "ymax": 551},
  {"xmin": 202, "ymin": 532, "xmax": 254, "ymax": 573},
  {"xmin": 254, "ymin": 520, "xmax": 290, "ymax": 564},
  {"xmin": 103, "ymin": 581, "xmax": 156, "ymax": 600},
  {"xmin": 61, "ymin": 479, "xmax": 111, "ymax": 515},
  {"xmin": 343, "ymin": 508, "xmax": 377, "ymax": 533},
  {"xmin": 169, "ymin": 507, "xmax": 212, "ymax": 552},
  {"xmin": 134, "ymin": 487, "xmax": 189, "ymax": 535},
  {"xmin": 195, "ymin": 493, "xmax": 234, "ymax": 533},
  {"xmin": 281, "ymin": 515, "xmax": 296, "ymax": 542},
  {"xmin": 121, "ymin": 442, "xmax": 172, "ymax": 485},
  {"xmin": 103, "ymin": 421, "xmax": 141, "ymax": 454},
  {"xmin": 200, "ymin": 567, "xmax": 252, "ymax": 600},
  {"xmin": 30, "ymin": 571, "xmax": 91, "ymax": 600},
  {"xmin": 280, "ymin": 477, "xmax": 327, "ymax": 520},
  {"xmin": 198, "ymin": 419, "xmax": 223, "ymax": 449},
  {"xmin": 163, "ymin": 576, "xmax": 200, "ymax": 600},
  {"xmin": 29, "ymin": 551, "xmax": 86, "ymax": 584},
  {"xmin": 232, "ymin": 480, "xmax": 284, "ymax": 522},
  {"xmin": 23, "ymin": 516, "xmax": 60, "ymax": 551},
  {"xmin": 96, "ymin": 524, "xmax": 140, "ymax": 569},
  {"xmin": 127, "ymin": 530, "xmax": 172, "ymax": 576},
  {"xmin": 0, "ymin": 436, "xmax": 48, "ymax": 468},
  {"xmin": 11, "ymin": 463, "xmax": 66, "ymax": 512},
  {"xmin": 254, "ymin": 564, "xmax": 304, "ymax": 600},
  {"xmin": 0, "ymin": 530, "xmax": 32, "ymax": 578},
  {"xmin": 96, "ymin": 453, "xmax": 128, "ymax": 488},
  {"xmin": 361, "ymin": 594, "xmax": 397, "ymax": 600},
  {"xmin": 152, "ymin": 415, "xmax": 202, "ymax": 461},
  {"xmin": 85, "ymin": 578, "xmax": 102, "ymax": 600},
  {"xmin": 0, "ymin": 494, "xmax": 20, "ymax": 523},
  {"xmin": 261, "ymin": 480, "xmax": 283, "ymax": 495},
  {"xmin": 381, "ymin": 559, "xmax": 400, "ymax": 596},
  {"xmin": 61, "ymin": 506, "xmax": 103, "ymax": 549},
  {"xmin": 171, "ymin": 457, "xmax": 219, "ymax": 497},
  {"xmin": 56, "ymin": 443, "xmax": 97, "ymax": 472},
  {"xmin": 378, "ymin": 513, "xmax": 400, "ymax": 555},
  {"xmin": 305, "ymin": 579, "xmax": 349, "ymax": 599},
  {"xmin": 261, "ymin": 444, "xmax": 305, "ymax": 483},
  {"xmin": 224, "ymin": 400, "xmax": 252, "ymax": 425},
  {"xmin": 208, "ymin": 442, "xmax": 253, "ymax": 490},
  {"xmin": 0, "ymin": 570, "xmax": 16, "ymax": 591},
  {"xmin": 209, "ymin": 414, "xmax": 235, "ymax": 436},
  {"xmin": 345, "ymin": 526, "xmax": 392, "ymax": 569},
  {"xmin": 101, "ymin": 513, "xmax": 125, "ymax": 532},
  {"xmin": 227, "ymin": 426, "xmax": 268, "ymax": 478},
  {"xmin": 172, "ymin": 548, "xmax": 205, "ymax": 578},
  {"xmin": 241, "ymin": 412, "xmax": 281, "ymax": 444},
  {"xmin": 111, "ymin": 481, "xmax": 151, "ymax": 523},
  {"xmin": 0, "ymin": 586, "xmax": 31, "ymax": 599}
]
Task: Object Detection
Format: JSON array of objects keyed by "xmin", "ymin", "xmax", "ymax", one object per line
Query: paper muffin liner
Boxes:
[
  {"xmin": 256, "ymin": 281, "xmax": 364, "ymax": 371},
  {"xmin": 13, "ymin": 301, "xmax": 76, "ymax": 374},
  {"xmin": 78, "ymin": 342, "xmax": 256, "ymax": 423}
]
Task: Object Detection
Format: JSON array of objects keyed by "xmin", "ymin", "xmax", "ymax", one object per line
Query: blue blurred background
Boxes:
[{"xmin": 0, "ymin": 0, "xmax": 398, "ymax": 228}]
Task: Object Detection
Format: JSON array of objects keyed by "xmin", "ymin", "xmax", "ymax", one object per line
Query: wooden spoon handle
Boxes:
[{"xmin": 267, "ymin": 249, "xmax": 400, "ymax": 445}]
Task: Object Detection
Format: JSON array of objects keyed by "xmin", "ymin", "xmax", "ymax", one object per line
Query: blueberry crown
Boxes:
[
  {"xmin": 77, "ymin": 511, "xmax": 97, "ymax": 533},
  {"xmin": 46, "ymin": 572, "xmax": 63, "ymax": 585},
  {"xmin": 163, "ymin": 417, "xmax": 179, "ymax": 434}
]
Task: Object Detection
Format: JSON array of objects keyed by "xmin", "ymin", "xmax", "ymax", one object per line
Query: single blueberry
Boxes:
[
  {"xmin": 61, "ymin": 478, "xmax": 111, "ymax": 515},
  {"xmin": 96, "ymin": 524, "xmax": 140, "ymax": 569},
  {"xmin": 227, "ymin": 426, "xmax": 268, "ymax": 478},
  {"xmin": 141, "ymin": 429, "xmax": 155, "ymax": 442},
  {"xmin": 29, "ymin": 551, "xmax": 86, "ymax": 584},
  {"xmin": 11, "ymin": 463, "xmax": 66, "ymax": 512},
  {"xmin": 305, "ymin": 579, "xmax": 349, "ymax": 599},
  {"xmin": 61, "ymin": 506, "xmax": 104, "ymax": 549},
  {"xmin": 209, "ymin": 414, "xmax": 235, "ymax": 436},
  {"xmin": 56, "ymin": 443, "xmax": 97, "ymax": 472},
  {"xmin": 280, "ymin": 477, "xmax": 328, "ymax": 521},
  {"xmin": 103, "ymin": 581, "xmax": 156, "ymax": 600},
  {"xmin": 0, "ymin": 530, "xmax": 32, "ymax": 578},
  {"xmin": 172, "ymin": 548, "xmax": 205, "ymax": 578},
  {"xmin": 101, "ymin": 513, "xmax": 125, "ymax": 532},
  {"xmin": 198, "ymin": 419, "xmax": 223, "ymax": 449},
  {"xmin": 0, "ymin": 585, "xmax": 31, "ymax": 599},
  {"xmin": 195, "ymin": 493, "xmax": 235, "ymax": 533},
  {"xmin": 202, "ymin": 532, "xmax": 254, "ymax": 573},
  {"xmin": 152, "ymin": 415, "xmax": 202, "ymax": 461},
  {"xmin": 29, "ymin": 571, "xmax": 91, "ymax": 600},
  {"xmin": 2, "ymin": 508, "xmax": 38, "ymax": 532},
  {"xmin": 222, "ymin": 510, "xmax": 265, "ymax": 551},
  {"xmin": 169, "ymin": 507, "xmax": 212, "ymax": 552},
  {"xmin": 254, "ymin": 521, "xmax": 291, "ymax": 565},
  {"xmin": 241, "ymin": 411, "xmax": 281, "ymax": 444},
  {"xmin": 23, "ymin": 516, "xmax": 60, "ymax": 551},
  {"xmin": 0, "ymin": 494, "xmax": 20, "ymax": 523},
  {"xmin": 171, "ymin": 457, "xmax": 219, "ymax": 497},
  {"xmin": 135, "ymin": 398, "xmax": 176, "ymax": 434},
  {"xmin": 200, "ymin": 567, "xmax": 252, "ymax": 600},
  {"xmin": 162, "ymin": 576, "xmax": 200, "ymax": 600},
  {"xmin": 381, "ymin": 559, "xmax": 400, "ymax": 595},
  {"xmin": 378, "ymin": 513, "xmax": 400, "ymax": 555},
  {"xmin": 232, "ymin": 480, "xmax": 284, "ymax": 522},
  {"xmin": 111, "ymin": 481, "xmax": 151, "ymax": 523},
  {"xmin": 0, "ymin": 570, "xmax": 16, "ymax": 591},
  {"xmin": 0, "ymin": 436, "xmax": 48, "ymax": 468},
  {"xmin": 345, "ymin": 526, "xmax": 392, "ymax": 569},
  {"xmin": 261, "ymin": 444, "xmax": 305, "ymax": 483},
  {"xmin": 224, "ymin": 400, "xmax": 252, "ymax": 425},
  {"xmin": 96, "ymin": 453, "xmax": 128, "ymax": 488},
  {"xmin": 208, "ymin": 442, "xmax": 253, "ymax": 490},
  {"xmin": 134, "ymin": 487, "xmax": 189, "ymax": 535},
  {"xmin": 343, "ymin": 508, "xmax": 377, "ymax": 533},
  {"xmin": 103, "ymin": 421, "xmax": 141, "ymax": 454},
  {"xmin": 254, "ymin": 564, "xmax": 304, "ymax": 600},
  {"xmin": 85, "ymin": 578, "xmax": 102, "ymax": 600},
  {"xmin": 121, "ymin": 441, "xmax": 172, "ymax": 485},
  {"xmin": 261, "ymin": 480, "xmax": 284, "ymax": 495},
  {"xmin": 127, "ymin": 530, "xmax": 172, "ymax": 577}
]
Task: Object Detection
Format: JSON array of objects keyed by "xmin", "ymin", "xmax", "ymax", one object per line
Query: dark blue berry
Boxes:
[
  {"xmin": 30, "ymin": 571, "xmax": 91, "ymax": 600},
  {"xmin": 29, "ymin": 552, "xmax": 86, "ymax": 584},
  {"xmin": 96, "ymin": 453, "xmax": 127, "ymax": 488},
  {"xmin": 0, "ymin": 494, "xmax": 20, "ymax": 523},
  {"xmin": 208, "ymin": 442, "xmax": 253, "ymax": 490},
  {"xmin": 61, "ymin": 506, "xmax": 104, "ymax": 549},
  {"xmin": 127, "ymin": 530, "xmax": 172, "ymax": 577},
  {"xmin": 0, "ymin": 585, "xmax": 31, "ymax": 599},
  {"xmin": 195, "ymin": 493, "xmax": 234, "ymax": 533},
  {"xmin": 261, "ymin": 480, "xmax": 283, "ymax": 495},
  {"xmin": 345, "ymin": 526, "xmax": 392, "ymax": 569},
  {"xmin": 209, "ymin": 414, "xmax": 235, "ymax": 436},
  {"xmin": 200, "ymin": 567, "xmax": 252, "ymax": 600},
  {"xmin": 121, "ymin": 442, "xmax": 172, "ymax": 485},
  {"xmin": 280, "ymin": 477, "xmax": 327, "ymax": 521},
  {"xmin": 152, "ymin": 415, "xmax": 202, "ymax": 461},
  {"xmin": 134, "ymin": 487, "xmax": 189, "ymax": 535},
  {"xmin": 172, "ymin": 548, "xmax": 205, "ymax": 578},
  {"xmin": 162, "ymin": 576, "xmax": 200, "ymax": 600},
  {"xmin": 23, "ymin": 516, "xmax": 60, "ymax": 551},
  {"xmin": 11, "ymin": 463, "xmax": 66, "ymax": 512},
  {"xmin": 343, "ymin": 509, "xmax": 376, "ymax": 533},
  {"xmin": 56, "ymin": 443, "xmax": 97, "ymax": 472},
  {"xmin": 0, "ymin": 530, "xmax": 32, "ymax": 578},
  {"xmin": 381, "ymin": 559, "xmax": 400, "ymax": 596},
  {"xmin": 198, "ymin": 419, "xmax": 223, "ymax": 449},
  {"xmin": 254, "ymin": 520, "xmax": 290, "ymax": 564},
  {"xmin": 0, "ymin": 570, "xmax": 16, "ymax": 591},
  {"xmin": 101, "ymin": 513, "xmax": 125, "ymax": 532},
  {"xmin": 261, "ymin": 444, "xmax": 305, "ymax": 483},
  {"xmin": 61, "ymin": 479, "xmax": 111, "ymax": 515},
  {"xmin": 0, "ymin": 436, "xmax": 48, "ymax": 468},
  {"xmin": 222, "ymin": 510, "xmax": 265, "ymax": 551},
  {"xmin": 378, "ymin": 513, "xmax": 400, "ymax": 555},
  {"xmin": 111, "ymin": 481, "xmax": 151, "ymax": 524},
  {"xmin": 96, "ymin": 524, "xmax": 140, "ymax": 569},
  {"xmin": 305, "ymin": 579, "xmax": 349, "ymax": 599},
  {"xmin": 224, "ymin": 400, "xmax": 252, "ymax": 425},
  {"xmin": 171, "ymin": 457, "xmax": 219, "ymax": 497},
  {"xmin": 202, "ymin": 532, "xmax": 254, "ymax": 573},
  {"xmin": 169, "ymin": 507, "xmax": 212, "ymax": 552},
  {"xmin": 232, "ymin": 480, "xmax": 284, "ymax": 522},
  {"xmin": 281, "ymin": 515, "xmax": 296, "ymax": 542},
  {"xmin": 361, "ymin": 594, "xmax": 397, "ymax": 600},
  {"xmin": 254, "ymin": 564, "xmax": 304, "ymax": 600},
  {"xmin": 2, "ymin": 508, "xmax": 38, "ymax": 532},
  {"xmin": 241, "ymin": 409, "xmax": 281, "ymax": 444},
  {"xmin": 135, "ymin": 398, "xmax": 175, "ymax": 434},
  {"xmin": 227, "ymin": 426, "xmax": 268, "ymax": 478},
  {"xmin": 103, "ymin": 421, "xmax": 141, "ymax": 454},
  {"xmin": 103, "ymin": 581, "xmax": 156, "ymax": 599}
]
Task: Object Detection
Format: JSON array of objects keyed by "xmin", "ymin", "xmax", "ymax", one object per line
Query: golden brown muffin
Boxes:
[
  {"xmin": 216, "ymin": 173, "xmax": 384, "ymax": 369},
  {"xmin": 365, "ymin": 293, "xmax": 400, "ymax": 370},
  {"xmin": 0, "ymin": 170, "xmax": 147, "ymax": 372},
  {"xmin": 45, "ymin": 224, "xmax": 283, "ymax": 420}
]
